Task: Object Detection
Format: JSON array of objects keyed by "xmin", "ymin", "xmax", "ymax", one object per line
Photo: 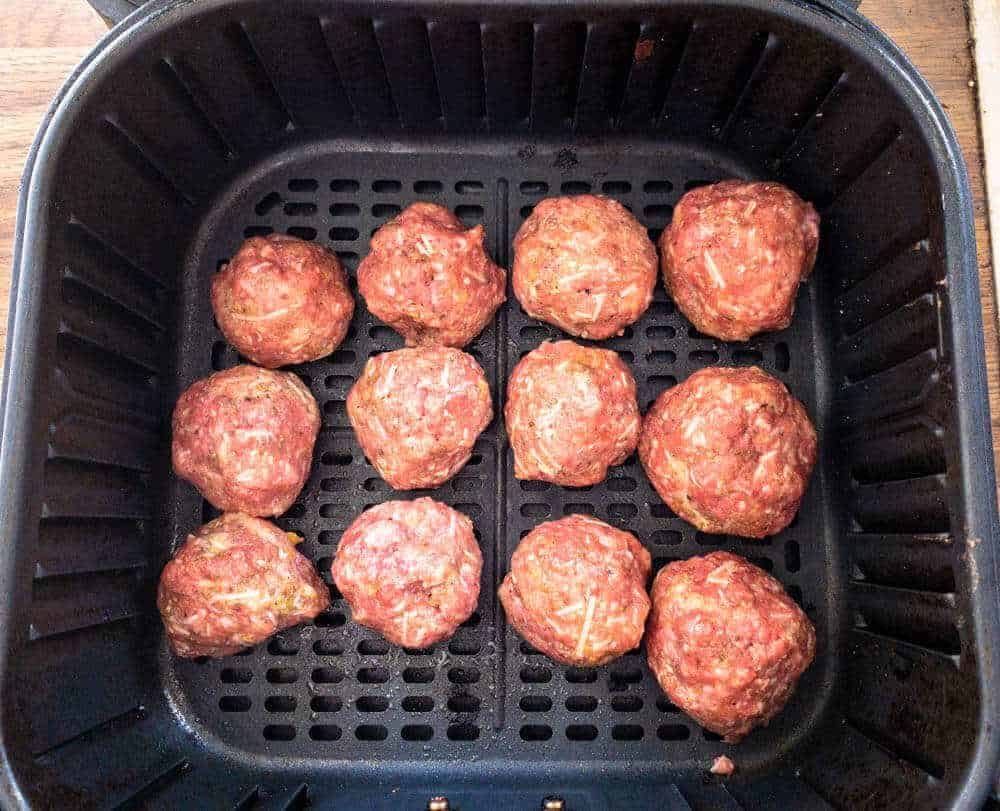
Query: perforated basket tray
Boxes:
[{"xmin": 3, "ymin": 0, "xmax": 1000, "ymax": 808}]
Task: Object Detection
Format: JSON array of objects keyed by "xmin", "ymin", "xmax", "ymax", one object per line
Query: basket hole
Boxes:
[
  {"xmin": 775, "ymin": 342, "xmax": 791, "ymax": 372},
  {"xmin": 520, "ymin": 641, "xmax": 541, "ymax": 655},
  {"xmin": 266, "ymin": 667, "xmax": 297, "ymax": 684},
  {"xmin": 684, "ymin": 179, "xmax": 713, "ymax": 191},
  {"xmin": 448, "ymin": 667, "xmax": 480, "ymax": 684},
  {"xmin": 565, "ymin": 696, "xmax": 598, "ymax": 713},
  {"xmin": 264, "ymin": 695, "xmax": 297, "ymax": 713},
  {"xmin": 315, "ymin": 611, "xmax": 348, "ymax": 627},
  {"xmin": 733, "ymin": 348, "xmax": 764, "ymax": 366},
  {"xmin": 267, "ymin": 637, "xmax": 299, "ymax": 656},
  {"xmin": 255, "ymin": 191, "xmax": 283, "ymax": 215},
  {"xmin": 219, "ymin": 696, "xmax": 251, "ymax": 712},
  {"xmin": 403, "ymin": 667, "xmax": 435, "ymax": 684},
  {"xmin": 784, "ymin": 540, "xmax": 801, "ymax": 573},
  {"xmin": 657, "ymin": 697, "xmax": 679, "ymax": 713},
  {"xmin": 357, "ymin": 667, "xmax": 389, "ymax": 684},
  {"xmin": 286, "ymin": 226, "xmax": 316, "ymax": 241},
  {"xmin": 647, "ymin": 350, "xmax": 676, "ymax": 364},
  {"xmin": 456, "ymin": 180, "xmax": 484, "ymax": 194},
  {"xmin": 520, "ymin": 205, "xmax": 535, "ymax": 219},
  {"xmin": 212, "ymin": 341, "xmax": 236, "ymax": 371},
  {"xmin": 363, "ymin": 478, "xmax": 391, "ymax": 493},
  {"xmin": 243, "ymin": 225, "xmax": 273, "ymax": 238},
  {"xmin": 651, "ymin": 504, "xmax": 675, "ymax": 519},
  {"xmin": 608, "ymin": 503, "xmax": 638, "ymax": 522},
  {"xmin": 402, "ymin": 724, "xmax": 434, "ymax": 741},
  {"xmin": 447, "ymin": 723, "xmax": 480, "ymax": 741},
  {"xmin": 448, "ymin": 694, "xmax": 480, "ymax": 713},
  {"xmin": 520, "ymin": 480, "xmax": 551, "ymax": 493},
  {"xmin": 311, "ymin": 696, "xmax": 342, "ymax": 712},
  {"xmin": 746, "ymin": 555, "xmax": 773, "ymax": 572},
  {"xmin": 612, "ymin": 724, "xmax": 644, "ymax": 741},
  {"xmin": 312, "ymin": 667, "xmax": 344, "ymax": 684},
  {"xmin": 358, "ymin": 639, "xmax": 390, "ymax": 656},
  {"xmin": 689, "ymin": 349, "xmax": 719, "ymax": 364},
  {"xmin": 602, "ymin": 181, "xmax": 631, "ymax": 194},
  {"xmin": 644, "ymin": 180, "xmax": 673, "ymax": 194},
  {"xmin": 607, "ymin": 477, "xmax": 637, "ymax": 492},
  {"xmin": 285, "ymin": 202, "xmax": 316, "ymax": 217},
  {"xmin": 521, "ymin": 724, "xmax": 553, "ymax": 741},
  {"xmin": 702, "ymin": 728, "xmax": 724, "ymax": 741},
  {"xmin": 787, "ymin": 584, "xmax": 804, "ymax": 606},
  {"xmin": 520, "ymin": 325, "xmax": 554, "ymax": 340},
  {"xmin": 651, "ymin": 530, "xmax": 682, "ymax": 545},
  {"xmin": 337, "ymin": 251, "xmax": 359, "ymax": 270},
  {"xmin": 330, "ymin": 203, "xmax": 360, "ymax": 217},
  {"xmin": 414, "ymin": 180, "xmax": 443, "ymax": 193},
  {"xmin": 455, "ymin": 205, "xmax": 484, "ymax": 225},
  {"xmin": 566, "ymin": 724, "xmax": 598, "ymax": 741},
  {"xmin": 331, "ymin": 179, "xmax": 359, "ymax": 192},
  {"xmin": 448, "ymin": 639, "xmax": 482, "ymax": 656},
  {"xmin": 564, "ymin": 503, "xmax": 595, "ymax": 516},
  {"xmin": 658, "ymin": 724, "xmax": 690, "ymax": 741},
  {"xmin": 331, "ymin": 349, "xmax": 357, "ymax": 364},
  {"xmin": 695, "ymin": 531, "xmax": 724, "ymax": 546},
  {"xmin": 520, "ymin": 503, "xmax": 550, "ymax": 519},
  {"xmin": 467, "ymin": 453, "xmax": 484, "ymax": 467},
  {"xmin": 309, "ymin": 724, "xmax": 342, "ymax": 741},
  {"xmin": 402, "ymin": 696, "xmax": 435, "ymax": 712},
  {"xmin": 313, "ymin": 640, "xmax": 344, "ymax": 656},
  {"xmin": 612, "ymin": 696, "xmax": 643, "ymax": 713},
  {"xmin": 372, "ymin": 180, "xmax": 401, "ymax": 193},
  {"xmin": 646, "ymin": 325, "xmax": 676, "ymax": 339},
  {"xmin": 372, "ymin": 203, "xmax": 401, "ymax": 219},
  {"xmin": 289, "ymin": 178, "xmax": 318, "ymax": 192},
  {"xmin": 520, "ymin": 695, "xmax": 553, "ymax": 712},
  {"xmin": 322, "ymin": 451, "xmax": 353, "ymax": 466},
  {"xmin": 566, "ymin": 668, "xmax": 598, "ymax": 684},
  {"xmin": 520, "ymin": 666, "xmax": 552, "ymax": 684},
  {"xmin": 355, "ymin": 724, "xmax": 388, "ymax": 741},
  {"xmin": 357, "ymin": 696, "xmax": 389, "ymax": 712},
  {"xmin": 609, "ymin": 668, "xmax": 642, "ymax": 691},
  {"xmin": 519, "ymin": 181, "xmax": 548, "ymax": 195},
  {"xmin": 461, "ymin": 612, "xmax": 482, "ymax": 628},
  {"xmin": 644, "ymin": 204, "xmax": 673, "ymax": 219},
  {"xmin": 647, "ymin": 228, "xmax": 662, "ymax": 241},
  {"xmin": 330, "ymin": 227, "xmax": 359, "ymax": 241},
  {"xmin": 561, "ymin": 181, "xmax": 591, "ymax": 194},
  {"xmin": 262, "ymin": 724, "xmax": 295, "ymax": 741}
]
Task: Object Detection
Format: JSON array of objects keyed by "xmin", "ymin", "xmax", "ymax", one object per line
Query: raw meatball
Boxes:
[
  {"xmin": 505, "ymin": 341, "xmax": 640, "ymax": 487},
  {"xmin": 211, "ymin": 233, "xmax": 354, "ymax": 368},
  {"xmin": 647, "ymin": 551, "xmax": 816, "ymax": 741},
  {"xmin": 347, "ymin": 347, "xmax": 492, "ymax": 490},
  {"xmin": 172, "ymin": 365, "xmax": 320, "ymax": 517},
  {"xmin": 639, "ymin": 367, "xmax": 816, "ymax": 538},
  {"xmin": 660, "ymin": 180, "xmax": 819, "ymax": 341},
  {"xmin": 332, "ymin": 498, "xmax": 482, "ymax": 647},
  {"xmin": 498, "ymin": 515, "xmax": 651, "ymax": 667},
  {"xmin": 512, "ymin": 195, "xmax": 657, "ymax": 339},
  {"xmin": 358, "ymin": 202, "xmax": 505, "ymax": 347},
  {"xmin": 158, "ymin": 513, "xmax": 329, "ymax": 658}
]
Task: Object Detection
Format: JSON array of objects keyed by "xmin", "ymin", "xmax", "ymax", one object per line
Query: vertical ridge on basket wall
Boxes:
[
  {"xmin": 321, "ymin": 16, "xmax": 398, "ymax": 126},
  {"xmin": 482, "ymin": 21, "xmax": 533, "ymax": 129},
  {"xmin": 427, "ymin": 20, "xmax": 486, "ymax": 129},
  {"xmin": 374, "ymin": 18, "xmax": 443, "ymax": 129},
  {"xmin": 572, "ymin": 20, "xmax": 640, "ymax": 132},
  {"xmin": 530, "ymin": 21, "xmax": 588, "ymax": 131},
  {"xmin": 617, "ymin": 20, "xmax": 692, "ymax": 130}
]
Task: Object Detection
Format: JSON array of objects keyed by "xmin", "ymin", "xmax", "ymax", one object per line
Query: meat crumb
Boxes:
[{"xmin": 710, "ymin": 755, "xmax": 735, "ymax": 776}]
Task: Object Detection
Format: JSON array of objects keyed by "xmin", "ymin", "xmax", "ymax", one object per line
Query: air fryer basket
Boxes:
[{"xmin": 3, "ymin": 0, "xmax": 999, "ymax": 808}]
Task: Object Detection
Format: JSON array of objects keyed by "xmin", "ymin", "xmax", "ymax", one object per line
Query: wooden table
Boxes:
[{"xmin": 0, "ymin": 0, "xmax": 997, "ymax": 471}]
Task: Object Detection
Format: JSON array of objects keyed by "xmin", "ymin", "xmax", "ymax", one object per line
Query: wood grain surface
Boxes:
[{"xmin": 0, "ymin": 0, "xmax": 996, "ymax": 465}]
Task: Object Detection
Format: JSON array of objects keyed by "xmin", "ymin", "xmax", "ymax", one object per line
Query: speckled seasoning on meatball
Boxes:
[
  {"xmin": 331, "ymin": 498, "xmax": 482, "ymax": 648},
  {"xmin": 505, "ymin": 340, "xmax": 640, "ymax": 487},
  {"xmin": 639, "ymin": 366, "xmax": 816, "ymax": 538},
  {"xmin": 660, "ymin": 180, "xmax": 820, "ymax": 341},
  {"xmin": 647, "ymin": 551, "xmax": 816, "ymax": 742},
  {"xmin": 498, "ymin": 515, "xmax": 651, "ymax": 667},
  {"xmin": 357, "ymin": 202, "xmax": 505, "ymax": 347},
  {"xmin": 211, "ymin": 233, "xmax": 354, "ymax": 368},
  {"xmin": 158, "ymin": 513, "xmax": 329, "ymax": 658},
  {"xmin": 172, "ymin": 365, "xmax": 320, "ymax": 517},
  {"xmin": 347, "ymin": 347, "xmax": 493, "ymax": 490},
  {"xmin": 512, "ymin": 195, "xmax": 657, "ymax": 340}
]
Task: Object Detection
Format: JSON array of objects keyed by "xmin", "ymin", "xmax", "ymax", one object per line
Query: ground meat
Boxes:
[
  {"xmin": 358, "ymin": 202, "xmax": 505, "ymax": 347},
  {"xmin": 347, "ymin": 347, "xmax": 492, "ymax": 490},
  {"xmin": 710, "ymin": 755, "xmax": 736, "ymax": 776},
  {"xmin": 639, "ymin": 366, "xmax": 817, "ymax": 538},
  {"xmin": 158, "ymin": 513, "xmax": 329, "ymax": 658},
  {"xmin": 498, "ymin": 515, "xmax": 651, "ymax": 667},
  {"xmin": 211, "ymin": 233, "xmax": 354, "ymax": 368},
  {"xmin": 172, "ymin": 365, "xmax": 320, "ymax": 517},
  {"xmin": 647, "ymin": 551, "xmax": 816, "ymax": 742},
  {"xmin": 505, "ymin": 341, "xmax": 640, "ymax": 487},
  {"xmin": 331, "ymin": 498, "xmax": 482, "ymax": 648},
  {"xmin": 660, "ymin": 180, "xmax": 819, "ymax": 341},
  {"xmin": 512, "ymin": 195, "xmax": 657, "ymax": 340}
]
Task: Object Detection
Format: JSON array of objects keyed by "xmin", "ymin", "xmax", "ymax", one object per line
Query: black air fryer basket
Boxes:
[{"xmin": 4, "ymin": 0, "xmax": 1000, "ymax": 807}]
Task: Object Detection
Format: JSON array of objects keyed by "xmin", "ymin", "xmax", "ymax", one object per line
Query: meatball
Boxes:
[
  {"xmin": 505, "ymin": 341, "xmax": 640, "ymax": 487},
  {"xmin": 512, "ymin": 195, "xmax": 657, "ymax": 339},
  {"xmin": 358, "ymin": 202, "xmax": 505, "ymax": 347},
  {"xmin": 498, "ymin": 515, "xmax": 651, "ymax": 667},
  {"xmin": 660, "ymin": 180, "xmax": 819, "ymax": 341},
  {"xmin": 172, "ymin": 365, "xmax": 320, "ymax": 517},
  {"xmin": 639, "ymin": 367, "xmax": 816, "ymax": 538},
  {"xmin": 647, "ymin": 551, "xmax": 816, "ymax": 741},
  {"xmin": 347, "ymin": 347, "xmax": 493, "ymax": 490},
  {"xmin": 158, "ymin": 513, "xmax": 329, "ymax": 658},
  {"xmin": 331, "ymin": 498, "xmax": 482, "ymax": 648},
  {"xmin": 211, "ymin": 233, "xmax": 354, "ymax": 368}
]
